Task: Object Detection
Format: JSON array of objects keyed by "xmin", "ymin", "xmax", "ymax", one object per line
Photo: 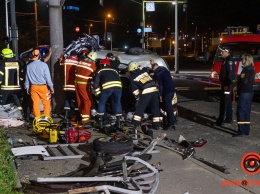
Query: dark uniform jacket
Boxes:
[
  {"xmin": 237, "ymin": 66, "xmax": 255, "ymax": 94},
  {"xmin": 219, "ymin": 55, "xmax": 236, "ymax": 89},
  {"xmin": 93, "ymin": 66, "xmax": 122, "ymax": 95},
  {"xmin": 129, "ymin": 67, "xmax": 158, "ymax": 98},
  {"xmin": 0, "ymin": 58, "xmax": 21, "ymax": 90},
  {"xmin": 153, "ymin": 66, "xmax": 175, "ymax": 97}
]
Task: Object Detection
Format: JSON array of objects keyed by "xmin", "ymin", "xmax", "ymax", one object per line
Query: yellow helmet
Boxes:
[
  {"xmin": 87, "ymin": 52, "xmax": 97, "ymax": 61},
  {"xmin": 1, "ymin": 48, "xmax": 14, "ymax": 58},
  {"xmin": 128, "ymin": 61, "xmax": 139, "ymax": 71}
]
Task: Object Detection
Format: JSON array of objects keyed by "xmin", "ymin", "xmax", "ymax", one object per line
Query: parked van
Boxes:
[{"xmin": 210, "ymin": 34, "xmax": 260, "ymax": 90}]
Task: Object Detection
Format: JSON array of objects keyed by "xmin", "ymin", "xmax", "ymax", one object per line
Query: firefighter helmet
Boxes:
[
  {"xmin": 99, "ymin": 58, "xmax": 110, "ymax": 66},
  {"xmin": 87, "ymin": 52, "xmax": 97, "ymax": 61},
  {"xmin": 1, "ymin": 48, "xmax": 14, "ymax": 58},
  {"xmin": 128, "ymin": 61, "xmax": 139, "ymax": 71}
]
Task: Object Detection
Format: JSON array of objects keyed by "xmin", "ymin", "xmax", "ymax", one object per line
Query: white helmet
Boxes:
[
  {"xmin": 128, "ymin": 61, "xmax": 139, "ymax": 71},
  {"xmin": 87, "ymin": 52, "xmax": 97, "ymax": 61}
]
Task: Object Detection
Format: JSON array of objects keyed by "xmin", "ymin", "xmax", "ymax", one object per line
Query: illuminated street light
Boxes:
[
  {"xmin": 104, "ymin": 13, "xmax": 111, "ymax": 49},
  {"xmin": 88, "ymin": 23, "xmax": 92, "ymax": 35}
]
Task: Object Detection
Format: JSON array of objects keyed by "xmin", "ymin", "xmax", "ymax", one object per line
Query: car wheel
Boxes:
[{"xmin": 93, "ymin": 137, "xmax": 133, "ymax": 155}]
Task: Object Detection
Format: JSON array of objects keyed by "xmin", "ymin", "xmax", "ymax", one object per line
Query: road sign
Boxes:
[
  {"xmin": 146, "ymin": 2, "xmax": 155, "ymax": 12},
  {"xmin": 144, "ymin": 28, "xmax": 152, "ymax": 33}
]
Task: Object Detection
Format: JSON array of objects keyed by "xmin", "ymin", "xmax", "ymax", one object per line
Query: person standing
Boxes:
[
  {"xmin": 24, "ymin": 48, "xmax": 54, "ymax": 117},
  {"xmin": 60, "ymin": 50, "xmax": 78, "ymax": 119},
  {"xmin": 75, "ymin": 52, "xmax": 97, "ymax": 128},
  {"xmin": 0, "ymin": 48, "xmax": 23, "ymax": 118},
  {"xmin": 215, "ymin": 46, "xmax": 235, "ymax": 126},
  {"xmin": 128, "ymin": 61, "xmax": 161, "ymax": 135},
  {"xmin": 233, "ymin": 54, "xmax": 255, "ymax": 137},
  {"xmin": 151, "ymin": 61, "xmax": 176, "ymax": 130},
  {"xmin": 93, "ymin": 58, "xmax": 122, "ymax": 129}
]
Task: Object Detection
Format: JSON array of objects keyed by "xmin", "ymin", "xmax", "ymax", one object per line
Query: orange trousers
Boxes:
[
  {"xmin": 30, "ymin": 85, "xmax": 51, "ymax": 117},
  {"xmin": 75, "ymin": 83, "xmax": 93, "ymax": 124}
]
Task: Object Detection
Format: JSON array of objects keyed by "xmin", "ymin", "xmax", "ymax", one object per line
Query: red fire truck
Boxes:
[{"xmin": 210, "ymin": 34, "xmax": 260, "ymax": 91}]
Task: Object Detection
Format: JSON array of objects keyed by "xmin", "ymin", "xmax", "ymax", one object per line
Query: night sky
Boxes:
[{"xmin": 1, "ymin": 0, "xmax": 260, "ymax": 49}]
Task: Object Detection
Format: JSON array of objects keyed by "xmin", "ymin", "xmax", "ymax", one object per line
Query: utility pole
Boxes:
[
  {"xmin": 48, "ymin": 0, "xmax": 65, "ymax": 112},
  {"xmin": 10, "ymin": 0, "xmax": 18, "ymax": 59}
]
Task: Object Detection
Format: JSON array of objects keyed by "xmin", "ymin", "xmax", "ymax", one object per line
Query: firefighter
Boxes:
[
  {"xmin": 128, "ymin": 61, "xmax": 161, "ymax": 137},
  {"xmin": 215, "ymin": 46, "xmax": 236, "ymax": 126},
  {"xmin": 60, "ymin": 50, "xmax": 78, "ymax": 119},
  {"xmin": 0, "ymin": 48, "xmax": 23, "ymax": 118},
  {"xmin": 24, "ymin": 48, "xmax": 54, "ymax": 117},
  {"xmin": 75, "ymin": 51, "xmax": 97, "ymax": 128},
  {"xmin": 93, "ymin": 58, "xmax": 122, "ymax": 129}
]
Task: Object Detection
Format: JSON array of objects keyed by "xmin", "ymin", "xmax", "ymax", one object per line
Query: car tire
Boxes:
[{"xmin": 93, "ymin": 137, "xmax": 133, "ymax": 155}]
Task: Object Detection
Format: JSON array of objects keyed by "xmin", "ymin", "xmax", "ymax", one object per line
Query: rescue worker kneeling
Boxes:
[
  {"xmin": 75, "ymin": 52, "xmax": 97, "ymax": 128},
  {"xmin": 93, "ymin": 59, "xmax": 122, "ymax": 129},
  {"xmin": 128, "ymin": 61, "xmax": 161, "ymax": 138}
]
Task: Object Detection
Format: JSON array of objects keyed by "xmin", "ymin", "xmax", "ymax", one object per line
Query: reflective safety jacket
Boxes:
[
  {"xmin": 75, "ymin": 58, "xmax": 96, "ymax": 85},
  {"xmin": 60, "ymin": 56, "xmax": 78, "ymax": 91},
  {"xmin": 93, "ymin": 66, "xmax": 122, "ymax": 95},
  {"xmin": 0, "ymin": 58, "xmax": 21, "ymax": 90},
  {"xmin": 129, "ymin": 67, "xmax": 158, "ymax": 98}
]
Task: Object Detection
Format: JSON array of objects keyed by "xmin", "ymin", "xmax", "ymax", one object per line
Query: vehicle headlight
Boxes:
[
  {"xmin": 255, "ymin": 73, "xmax": 260, "ymax": 80},
  {"xmin": 211, "ymin": 71, "xmax": 219, "ymax": 79}
]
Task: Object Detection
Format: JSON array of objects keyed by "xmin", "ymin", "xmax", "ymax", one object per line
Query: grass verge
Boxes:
[{"xmin": 0, "ymin": 127, "xmax": 21, "ymax": 194}]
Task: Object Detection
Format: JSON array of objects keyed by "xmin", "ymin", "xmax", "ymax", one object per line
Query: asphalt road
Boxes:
[{"xmin": 9, "ymin": 58, "xmax": 260, "ymax": 194}]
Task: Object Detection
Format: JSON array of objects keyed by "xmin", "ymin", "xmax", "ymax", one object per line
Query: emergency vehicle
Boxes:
[{"xmin": 210, "ymin": 34, "xmax": 260, "ymax": 91}]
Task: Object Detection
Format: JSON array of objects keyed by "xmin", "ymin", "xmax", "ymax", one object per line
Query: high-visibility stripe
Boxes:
[
  {"xmin": 142, "ymin": 87, "xmax": 158, "ymax": 94},
  {"xmin": 103, "ymin": 83, "xmax": 122, "ymax": 90},
  {"xmin": 77, "ymin": 64, "xmax": 94, "ymax": 72},
  {"xmin": 115, "ymin": 114, "xmax": 122, "ymax": 116},
  {"xmin": 75, "ymin": 74, "xmax": 93, "ymax": 80},
  {"xmin": 133, "ymin": 89, "xmax": 140, "ymax": 96},
  {"xmin": 0, "ymin": 71, "xmax": 4, "ymax": 75},
  {"xmin": 102, "ymin": 81, "xmax": 121, "ymax": 87},
  {"xmin": 1, "ymin": 87, "xmax": 21, "ymax": 90},
  {"xmin": 82, "ymin": 115, "xmax": 90, "ymax": 118},
  {"xmin": 98, "ymin": 68, "xmax": 118, "ymax": 74},
  {"xmin": 153, "ymin": 117, "xmax": 161, "ymax": 122},
  {"xmin": 224, "ymin": 91, "xmax": 230, "ymax": 94},
  {"xmin": 237, "ymin": 122, "xmax": 250, "ymax": 124},
  {"xmin": 63, "ymin": 88, "xmax": 75, "ymax": 91},
  {"xmin": 95, "ymin": 88, "xmax": 101, "ymax": 95},
  {"xmin": 2, "ymin": 85, "xmax": 20, "ymax": 88},
  {"xmin": 102, "ymin": 81, "xmax": 122, "ymax": 90},
  {"xmin": 64, "ymin": 84, "xmax": 75, "ymax": 87},
  {"xmin": 75, "ymin": 81, "xmax": 89, "ymax": 84},
  {"xmin": 133, "ymin": 115, "xmax": 142, "ymax": 121},
  {"xmin": 64, "ymin": 107, "xmax": 70, "ymax": 110}
]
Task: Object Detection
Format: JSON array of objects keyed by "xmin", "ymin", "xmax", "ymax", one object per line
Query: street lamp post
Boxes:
[
  {"xmin": 34, "ymin": 1, "xmax": 38, "ymax": 46},
  {"xmin": 5, "ymin": 0, "xmax": 10, "ymax": 48},
  {"xmin": 104, "ymin": 14, "xmax": 111, "ymax": 49},
  {"xmin": 142, "ymin": 0, "xmax": 185, "ymax": 73}
]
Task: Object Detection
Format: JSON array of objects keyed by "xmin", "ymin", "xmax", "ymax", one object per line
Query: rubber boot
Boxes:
[
  {"xmin": 99, "ymin": 117, "xmax": 104, "ymax": 129},
  {"xmin": 116, "ymin": 116, "xmax": 121, "ymax": 129}
]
